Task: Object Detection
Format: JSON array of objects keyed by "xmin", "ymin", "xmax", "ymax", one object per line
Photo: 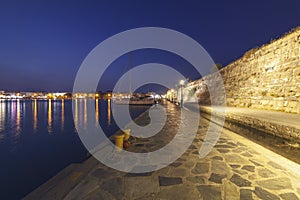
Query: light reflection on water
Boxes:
[
  {"xmin": 16, "ymin": 99, "xmax": 21, "ymax": 135},
  {"xmin": 61, "ymin": 99, "xmax": 64, "ymax": 131},
  {"xmin": 48, "ymin": 99, "xmax": 52, "ymax": 133},
  {"xmin": 95, "ymin": 99, "xmax": 99, "ymax": 126},
  {"xmin": 0, "ymin": 100, "xmax": 5, "ymax": 133},
  {"xmin": 33, "ymin": 100, "xmax": 37, "ymax": 132},
  {"xmin": 0, "ymin": 99, "xmax": 148, "ymax": 141},
  {"xmin": 84, "ymin": 99, "xmax": 87, "ymax": 129},
  {"xmin": 0, "ymin": 99, "xmax": 149, "ymax": 199},
  {"xmin": 107, "ymin": 99, "xmax": 111, "ymax": 125},
  {"xmin": 74, "ymin": 98, "xmax": 78, "ymax": 128},
  {"xmin": 0, "ymin": 100, "xmax": 5, "ymax": 139}
]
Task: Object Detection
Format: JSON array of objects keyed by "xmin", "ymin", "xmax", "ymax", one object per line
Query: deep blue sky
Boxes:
[{"xmin": 0, "ymin": 0, "xmax": 299, "ymax": 93}]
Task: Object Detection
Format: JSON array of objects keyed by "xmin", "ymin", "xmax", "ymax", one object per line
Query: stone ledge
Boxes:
[{"xmin": 199, "ymin": 106, "xmax": 300, "ymax": 144}]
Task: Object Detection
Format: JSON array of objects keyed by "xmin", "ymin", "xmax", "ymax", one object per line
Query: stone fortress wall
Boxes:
[{"xmin": 190, "ymin": 27, "xmax": 300, "ymax": 114}]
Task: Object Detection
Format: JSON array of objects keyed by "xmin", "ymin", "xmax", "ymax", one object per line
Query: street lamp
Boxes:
[{"xmin": 179, "ymin": 79, "xmax": 185, "ymax": 107}]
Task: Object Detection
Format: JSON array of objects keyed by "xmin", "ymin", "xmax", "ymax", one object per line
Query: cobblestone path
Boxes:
[{"xmin": 64, "ymin": 102, "xmax": 300, "ymax": 200}]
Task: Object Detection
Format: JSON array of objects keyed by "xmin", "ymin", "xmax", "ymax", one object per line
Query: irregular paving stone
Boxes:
[
  {"xmin": 230, "ymin": 174, "xmax": 252, "ymax": 187},
  {"xmin": 192, "ymin": 150, "xmax": 200, "ymax": 155},
  {"xmin": 197, "ymin": 185, "xmax": 221, "ymax": 200},
  {"xmin": 177, "ymin": 158, "xmax": 187, "ymax": 162},
  {"xmin": 186, "ymin": 176, "xmax": 206, "ymax": 184},
  {"xmin": 224, "ymin": 154, "xmax": 251, "ymax": 165},
  {"xmin": 279, "ymin": 192, "xmax": 300, "ymax": 200},
  {"xmin": 157, "ymin": 185, "xmax": 202, "ymax": 199},
  {"xmin": 192, "ymin": 163, "xmax": 209, "ymax": 174},
  {"xmin": 248, "ymin": 174, "xmax": 257, "ymax": 181},
  {"xmin": 257, "ymin": 177, "xmax": 292, "ymax": 190},
  {"xmin": 254, "ymin": 187, "xmax": 280, "ymax": 200},
  {"xmin": 226, "ymin": 142, "xmax": 238, "ymax": 147},
  {"xmin": 241, "ymin": 152, "xmax": 253, "ymax": 157},
  {"xmin": 170, "ymin": 162, "xmax": 182, "ymax": 168},
  {"xmin": 219, "ymin": 138, "xmax": 228, "ymax": 142},
  {"xmin": 135, "ymin": 143, "xmax": 145, "ymax": 147},
  {"xmin": 84, "ymin": 188, "xmax": 116, "ymax": 200},
  {"xmin": 267, "ymin": 161, "xmax": 285, "ymax": 170},
  {"xmin": 240, "ymin": 189, "xmax": 253, "ymax": 200},
  {"xmin": 211, "ymin": 160, "xmax": 231, "ymax": 175},
  {"xmin": 230, "ymin": 164, "xmax": 241, "ymax": 169},
  {"xmin": 237, "ymin": 142, "xmax": 246, "ymax": 146},
  {"xmin": 124, "ymin": 176, "xmax": 159, "ymax": 199},
  {"xmin": 189, "ymin": 144, "xmax": 197, "ymax": 149},
  {"xmin": 184, "ymin": 160, "xmax": 196, "ymax": 167},
  {"xmin": 249, "ymin": 159, "xmax": 263, "ymax": 167},
  {"xmin": 241, "ymin": 165, "xmax": 255, "ymax": 172},
  {"xmin": 209, "ymin": 173, "xmax": 227, "ymax": 184},
  {"xmin": 130, "ymin": 165, "xmax": 157, "ymax": 173},
  {"xmin": 125, "ymin": 172, "xmax": 152, "ymax": 177},
  {"xmin": 232, "ymin": 148, "xmax": 244, "ymax": 153},
  {"xmin": 238, "ymin": 146, "xmax": 248, "ymax": 151},
  {"xmin": 134, "ymin": 194, "xmax": 156, "ymax": 200},
  {"xmin": 215, "ymin": 144, "xmax": 234, "ymax": 148},
  {"xmin": 154, "ymin": 167, "xmax": 170, "ymax": 176},
  {"xmin": 171, "ymin": 168, "xmax": 187, "ymax": 177},
  {"xmin": 64, "ymin": 179, "xmax": 100, "ymax": 200},
  {"xmin": 224, "ymin": 180, "xmax": 239, "ymax": 200},
  {"xmin": 211, "ymin": 156, "xmax": 223, "ymax": 161},
  {"xmin": 158, "ymin": 176, "xmax": 183, "ymax": 186},
  {"xmin": 217, "ymin": 149, "xmax": 230, "ymax": 153},
  {"xmin": 102, "ymin": 177, "xmax": 124, "ymax": 199},
  {"xmin": 248, "ymin": 150, "xmax": 259, "ymax": 154},
  {"xmin": 257, "ymin": 168, "xmax": 276, "ymax": 178},
  {"xmin": 91, "ymin": 168, "xmax": 121, "ymax": 180},
  {"xmin": 232, "ymin": 169, "xmax": 248, "ymax": 175}
]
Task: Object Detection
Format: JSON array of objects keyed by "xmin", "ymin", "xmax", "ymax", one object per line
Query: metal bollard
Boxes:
[{"xmin": 114, "ymin": 134, "xmax": 124, "ymax": 150}]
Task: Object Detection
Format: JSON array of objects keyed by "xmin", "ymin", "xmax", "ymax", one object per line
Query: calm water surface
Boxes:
[{"xmin": 0, "ymin": 99, "xmax": 148, "ymax": 199}]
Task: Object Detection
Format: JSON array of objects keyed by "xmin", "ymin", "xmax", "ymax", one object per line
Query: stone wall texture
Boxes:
[{"xmin": 191, "ymin": 27, "xmax": 300, "ymax": 114}]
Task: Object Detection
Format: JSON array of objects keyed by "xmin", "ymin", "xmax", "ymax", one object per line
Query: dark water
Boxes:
[{"xmin": 0, "ymin": 99, "xmax": 148, "ymax": 199}]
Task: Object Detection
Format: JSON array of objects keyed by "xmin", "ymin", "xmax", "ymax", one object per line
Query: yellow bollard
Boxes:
[
  {"xmin": 114, "ymin": 134, "xmax": 124, "ymax": 150},
  {"xmin": 123, "ymin": 129, "xmax": 131, "ymax": 141}
]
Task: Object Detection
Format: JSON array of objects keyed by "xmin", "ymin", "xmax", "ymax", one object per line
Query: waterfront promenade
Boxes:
[{"xmin": 26, "ymin": 101, "xmax": 300, "ymax": 200}]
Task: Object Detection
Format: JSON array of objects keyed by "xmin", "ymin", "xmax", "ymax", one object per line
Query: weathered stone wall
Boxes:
[{"xmin": 192, "ymin": 27, "xmax": 300, "ymax": 114}]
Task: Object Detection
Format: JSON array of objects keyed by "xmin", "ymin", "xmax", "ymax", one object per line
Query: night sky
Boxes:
[{"xmin": 0, "ymin": 0, "xmax": 299, "ymax": 93}]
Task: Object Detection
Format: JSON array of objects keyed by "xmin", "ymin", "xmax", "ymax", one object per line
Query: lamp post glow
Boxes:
[{"xmin": 179, "ymin": 80, "xmax": 185, "ymax": 107}]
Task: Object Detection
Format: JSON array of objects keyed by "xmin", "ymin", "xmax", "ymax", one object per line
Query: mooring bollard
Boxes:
[
  {"xmin": 114, "ymin": 134, "xmax": 124, "ymax": 150},
  {"xmin": 123, "ymin": 129, "xmax": 131, "ymax": 141}
]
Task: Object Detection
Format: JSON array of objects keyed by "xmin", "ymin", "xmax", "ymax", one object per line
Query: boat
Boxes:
[
  {"xmin": 114, "ymin": 52, "xmax": 154, "ymax": 106},
  {"xmin": 114, "ymin": 94, "xmax": 154, "ymax": 105}
]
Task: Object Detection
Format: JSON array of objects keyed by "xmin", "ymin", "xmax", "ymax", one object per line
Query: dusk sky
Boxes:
[{"xmin": 0, "ymin": 0, "xmax": 300, "ymax": 93}]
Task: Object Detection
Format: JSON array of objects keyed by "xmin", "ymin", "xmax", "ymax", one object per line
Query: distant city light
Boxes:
[{"xmin": 0, "ymin": 90, "xmax": 159, "ymax": 100}]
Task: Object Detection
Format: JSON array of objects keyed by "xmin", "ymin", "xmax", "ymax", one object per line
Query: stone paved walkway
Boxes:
[
  {"xmin": 26, "ymin": 101, "xmax": 300, "ymax": 200},
  {"xmin": 60, "ymin": 102, "xmax": 300, "ymax": 200}
]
